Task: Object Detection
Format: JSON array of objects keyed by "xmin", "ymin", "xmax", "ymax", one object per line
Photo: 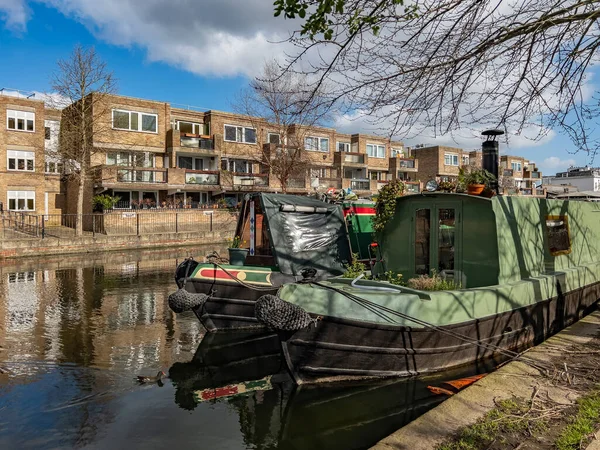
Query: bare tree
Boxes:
[
  {"xmin": 273, "ymin": 0, "xmax": 600, "ymax": 158},
  {"xmin": 50, "ymin": 45, "xmax": 117, "ymax": 235},
  {"xmin": 233, "ymin": 60, "xmax": 331, "ymax": 192}
]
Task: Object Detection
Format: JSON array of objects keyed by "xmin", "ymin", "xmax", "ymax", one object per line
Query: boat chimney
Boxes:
[{"xmin": 481, "ymin": 129, "xmax": 504, "ymax": 194}]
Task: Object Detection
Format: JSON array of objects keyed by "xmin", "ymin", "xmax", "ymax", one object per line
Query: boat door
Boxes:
[{"xmin": 411, "ymin": 201, "xmax": 462, "ymax": 282}]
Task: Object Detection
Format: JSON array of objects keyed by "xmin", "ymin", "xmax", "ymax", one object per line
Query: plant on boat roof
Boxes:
[
  {"xmin": 459, "ymin": 166, "xmax": 496, "ymax": 187},
  {"xmin": 373, "ymin": 179, "xmax": 405, "ymax": 235},
  {"xmin": 342, "ymin": 253, "xmax": 366, "ymax": 278},
  {"xmin": 437, "ymin": 180, "xmax": 457, "ymax": 192},
  {"xmin": 377, "ymin": 270, "xmax": 405, "ymax": 286},
  {"xmin": 407, "ymin": 270, "xmax": 460, "ymax": 291}
]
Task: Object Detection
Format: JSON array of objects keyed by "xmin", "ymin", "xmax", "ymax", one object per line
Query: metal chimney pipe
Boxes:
[{"xmin": 481, "ymin": 129, "xmax": 504, "ymax": 194}]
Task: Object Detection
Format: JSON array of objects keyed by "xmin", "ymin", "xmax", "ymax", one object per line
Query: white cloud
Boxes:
[
  {"xmin": 0, "ymin": 0, "xmax": 28, "ymax": 31},
  {"xmin": 38, "ymin": 0, "xmax": 296, "ymax": 78},
  {"xmin": 541, "ymin": 156, "xmax": 577, "ymax": 171}
]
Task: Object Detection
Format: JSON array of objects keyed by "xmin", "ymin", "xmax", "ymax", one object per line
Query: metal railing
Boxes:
[
  {"xmin": 1, "ymin": 210, "xmax": 239, "ymax": 239},
  {"xmin": 185, "ymin": 170, "xmax": 219, "ymax": 185},
  {"xmin": 399, "ymin": 159, "xmax": 416, "ymax": 169},
  {"xmin": 116, "ymin": 168, "xmax": 167, "ymax": 183},
  {"xmin": 350, "ymin": 179, "xmax": 371, "ymax": 190}
]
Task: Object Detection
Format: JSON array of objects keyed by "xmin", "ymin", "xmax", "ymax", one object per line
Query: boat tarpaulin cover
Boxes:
[{"xmin": 259, "ymin": 194, "xmax": 351, "ymax": 277}]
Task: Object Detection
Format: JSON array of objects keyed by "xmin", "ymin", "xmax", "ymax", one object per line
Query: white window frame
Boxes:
[
  {"xmin": 366, "ymin": 143, "xmax": 386, "ymax": 158},
  {"xmin": 7, "ymin": 150, "xmax": 35, "ymax": 172},
  {"xmin": 176, "ymin": 120, "xmax": 203, "ymax": 135},
  {"xmin": 511, "ymin": 161, "xmax": 522, "ymax": 172},
  {"xmin": 223, "ymin": 124, "xmax": 257, "ymax": 144},
  {"xmin": 7, "ymin": 110, "xmax": 35, "ymax": 132},
  {"xmin": 44, "ymin": 158, "xmax": 63, "ymax": 174},
  {"xmin": 7, "ymin": 190, "xmax": 35, "ymax": 211},
  {"xmin": 221, "ymin": 158, "xmax": 253, "ymax": 174},
  {"xmin": 444, "ymin": 153, "xmax": 459, "ymax": 166},
  {"xmin": 305, "ymin": 136, "xmax": 329, "ymax": 152},
  {"xmin": 112, "ymin": 109, "xmax": 158, "ymax": 133},
  {"xmin": 337, "ymin": 142, "xmax": 351, "ymax": 152},
  {"xmin": 462, "ymin": 155, "xmax": 470, "ymax": 165},
  {"xmin": 106, "ymin": 152, "xmax": 132, "ymax": 166},
  {"xmin": 267, "ymin": 132, "xmax": 281, "ymax": 145}
]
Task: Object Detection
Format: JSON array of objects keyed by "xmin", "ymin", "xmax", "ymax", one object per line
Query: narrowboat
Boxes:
[
  {"xmin": 170, "ymin": 193, "xmax": 375, "ymax": 332},
  {"xmin": 256, "ymin": 193, "xmax": 600, "ymax": 384}
]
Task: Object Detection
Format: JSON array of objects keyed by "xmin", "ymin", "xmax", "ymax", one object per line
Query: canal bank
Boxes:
[
  {"xmin": 372, "ymin": 308, "xmax": 600, "ymax": 450},
  {"xmin": 0, "ymin": 229, "xmax": 231, "ymax": 259}
]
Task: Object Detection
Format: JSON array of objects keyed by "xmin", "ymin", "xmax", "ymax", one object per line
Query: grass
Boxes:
[
  {"xmin": 555, "ymin": 389, "xmax": 600, "ymax": 450},
  {"xmin": 437, "ymin": 398, "xmax": 547, "ymax": 450}
]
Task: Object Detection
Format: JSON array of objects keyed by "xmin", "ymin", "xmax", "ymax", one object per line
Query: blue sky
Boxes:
[{"xmin": 0, "ymin": 1, "xmax": 595, "ymax": 175}]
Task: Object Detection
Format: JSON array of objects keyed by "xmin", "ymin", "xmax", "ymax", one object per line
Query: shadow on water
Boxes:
[{"xmin": 0, "ymin": 246, "xmax": 501, "ymax": 450}]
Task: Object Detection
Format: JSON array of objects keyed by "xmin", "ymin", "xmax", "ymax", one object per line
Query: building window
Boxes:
[
  {"xmin": 268, "ymin": 133, "xmax": 281, "ymax": 144},
  {"xmin": 366, "ymin": 144, "xmax": 385, "ymax": 158},
  {"xmin": 337, "ymin": 142, "xmax": 350, "ymax": 152},
  {"xmin": 391, "ymin": 147, "xmax": 404, "ymax": 157},
  {"xmin": 112, "ymin": 110, "xmax": 158, "ymax": 133},
  {"xmin": 7, "ymin": 190, "xmax": 35, "ymax": 211},
  {"xmin": 45, "ymin": 127, "xmax": 51, "ymax": 140},
  {"xmin": 7, "ymin": 150, "xmax": 34, "ymax": 171},
  {"xmin": 221, "ymin": 158, "xmax": 252, "ymax": 174},
  {"xmin": 177, "ymin": 121, "xmax": 203, "ymax": 135},
  {"xmin": 106, "ymin": 152, "xmax": 131, "ymax": 166},
  {"xmin": 7, "ymin": 110, "xmax": 35, "ymax": 132},
  {"xmin": 224, "ymin": 124, "xmax": 257, "ymax": 144},
  {"xmin": 310, "ymin": 168, "xmax": 328, "ymax": 178},
  {"xmin": 546, "ymin": 215, "xmax": 571, "ymax": 256},
  {"xmin": 305, "ymin": 136, "xmax": 329, "ymax": 152},
  {"xmin": 511, "ymin": 161, "xmax": 522, "ymax": 172},
  {"xmin": 45, "ymin": 160, "xmax": 63, "ymax": 174},
  {"xmin": 444, "ymin": 153, "xmax": 459, "ymax": 166},
  {"xmin": 462, "ymin": 155, "xmax": 469, "ymax": 165}
]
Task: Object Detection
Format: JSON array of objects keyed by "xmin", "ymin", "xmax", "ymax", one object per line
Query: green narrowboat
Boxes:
[
  {"xmin": 256, "ymin": 193, "xmax": 600, "ymax": 384},
  {"xmin": 170, "ymin": 193, "xmax": 373, "ymax": 332}
]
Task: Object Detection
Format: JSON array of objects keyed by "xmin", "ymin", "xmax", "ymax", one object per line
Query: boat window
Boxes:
[
  {"xmin": 546, "ymin": 215, "xmax": 571, "ymax": 256},
  {"xmin": 282, "ymin": 213, "xmax": 336, "ymax": 252},
  {"xmin": 438, "ymin": 209, "xmax": 455, "ymax": 272},
  {"xmin": 415, "ymin": 209, "xmax": 430, "ymax": 274}
]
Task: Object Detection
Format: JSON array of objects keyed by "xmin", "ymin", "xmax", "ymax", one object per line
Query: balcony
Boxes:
[
  {"xmin": 315, "ymin": 178, "xmax": 342, "ymax": 189},
  {"xmin": 185, "ymin": 170, "xmax": 219, "ymax": 185},
  {"xmin": 226, "ymin": 173, "xmax": 269, "ymax": 188},
  {"xmin": 181, "ymin": 134, "xmax": 214, "ymax": 150},
  {"xmin": 405, "ymin": 182, "xmax": 421, "ymax": 194},
  {"xmin": 94, "ymin": 166, "xmax": 168, "ymax": 186},
  {"xmin": 335, "ymin": 152, "xmax": 366, "ymax": 166},
  {"xmin": 287, "ymin": 178, "xmax": 307, "ymax": 190},
  {"xmin": 398, "ymin": 158, "xmax": 416, "ymax": 169},
  {"xmin": 350, "ymin": 179, "xmax": 371, "ymax": 191},
  {"xmin": 503, "ymin": 169, "xmax": 514, "ymax": 177}
]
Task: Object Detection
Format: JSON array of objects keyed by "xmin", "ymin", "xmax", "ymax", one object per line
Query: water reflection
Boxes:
[{"xmin": 0, "ymin": 246, "xmax": 487, "ymax": 449}]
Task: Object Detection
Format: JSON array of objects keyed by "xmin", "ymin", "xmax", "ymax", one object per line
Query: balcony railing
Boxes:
[
  {"xmin": 343, "ymin": 153, "xmax": 366, "ymax": 164},
  {"xmin": 503, "ymin": 169, "xmax": 514, "ymax": 177},
  {"xmin": 232, "ymin": 173, "xmax": 269, "ymax": 187},
  {"xmin": 405, "ymin": 182, "xmax": 421, "ymax": 194},
  {"xmin": 180, "ymin": 134, "xmax": 214, "ymax": 150},
  {"xmin": 521, "ymin": 188, "xmax": 533, "ymax": 195},
  {"xmin": 535, "ymin": 188, "xmax": 545, "ymax": 196},
  {"xmin": 185, "ymin": 170, "xmax": 219, "ymax": 185},
  {"xmin": 398, "ymin": 159, "xmax": 415, "ymax": 169},
  {"xmin": 317, "ymin": 178, "xmax": 342, "ymax": 189},
  {"xmin": 350, "ymin": 179, "xmax": 370, "ymax": 190},
  {"xmin": 116, "ymin": 168, "xmax": 167, "ymax": 183},
  {"xmin": 530, "ymin": 172, "xmax": 540, "ymax": 179},
  {"xmin": 287, "ymin": 178, "xmax": 306, "ymax": 189}
]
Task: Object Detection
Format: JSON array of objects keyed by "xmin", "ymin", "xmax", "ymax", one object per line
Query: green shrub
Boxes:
[
  {"xmin": 342, "ymin": 253, "xmax": 366, "ymax": 278},
  {"xmin": 377, "ymin": 270, "xmax": 405, "ymax": 286},
  {"xmin": 373, "ymin": 179, "xmax": 405, "ymax": 234},
  {"xmin": 92, "ymin": 194, "xmax": 120, "ymax": 211},
  {"xmin": 407, "ymin": 271, "xmax": 460, "ymax": 291}
]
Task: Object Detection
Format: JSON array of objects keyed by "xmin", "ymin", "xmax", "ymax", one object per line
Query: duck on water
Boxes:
[{"xmin": 255, "ymin": 191, "xmax": 600, "ymax": 384}]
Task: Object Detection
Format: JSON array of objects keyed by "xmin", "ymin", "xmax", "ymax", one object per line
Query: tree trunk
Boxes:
[{"xmin": 76, "ymin": 172, "xmax": 85, "ymax": 236}]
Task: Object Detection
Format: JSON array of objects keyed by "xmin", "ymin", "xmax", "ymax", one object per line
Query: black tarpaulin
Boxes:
[{"xmin": 259, "ymin": 194, "xmax": 351, "ymax": 277}]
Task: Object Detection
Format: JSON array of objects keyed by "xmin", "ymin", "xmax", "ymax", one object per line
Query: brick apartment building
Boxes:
[
  {"xmin": 0, "ymin": 93, "xmax": 63, "ymax": 215},
  {"xmin": 2, "ymin": 90, "xmax": 545, "ymax": 214}
]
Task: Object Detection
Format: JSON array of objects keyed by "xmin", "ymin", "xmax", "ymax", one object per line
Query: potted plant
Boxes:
[
  {"xmin": 227, "ymin": 235, "xmax": 248, "ymax": 266},
  {"xmin": 437, "ymin": 180, "xmax": 456, "ymax": 192},
  {"xmin": 461, "ymin": 167, "xmax": 496, "ymax": 196}
]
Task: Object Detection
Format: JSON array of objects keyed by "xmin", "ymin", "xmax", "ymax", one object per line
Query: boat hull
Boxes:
[{"xmin": 280, "ymin": 281, "xmax": 600, "ymax": 384}]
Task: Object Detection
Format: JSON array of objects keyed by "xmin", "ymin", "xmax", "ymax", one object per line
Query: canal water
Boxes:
[{"xmin": 0, "ymin": 247, "xmax": 482, "ymax": 449}]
